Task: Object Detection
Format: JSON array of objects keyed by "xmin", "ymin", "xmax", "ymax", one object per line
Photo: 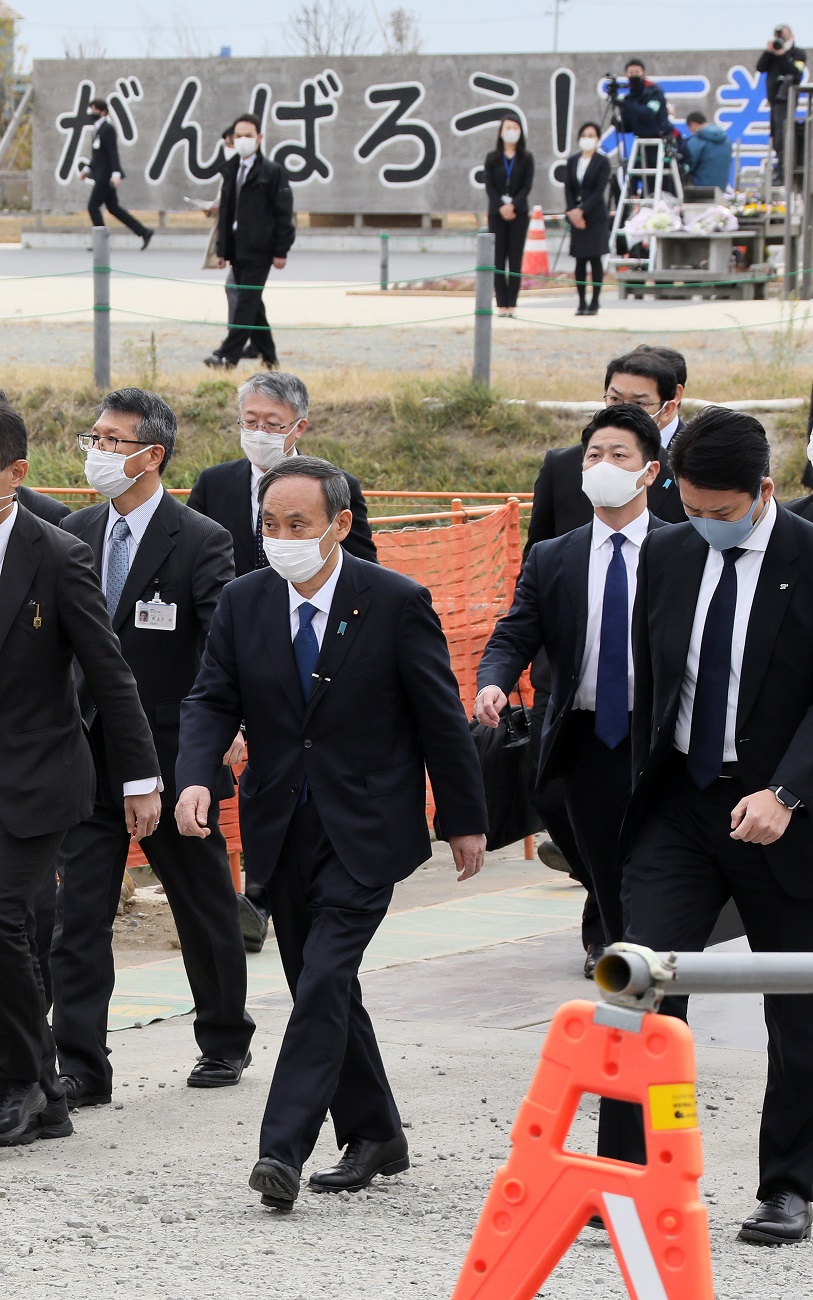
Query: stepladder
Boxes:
[{"xmin": 609, "ymin": 136, "xmax": 685, "ymax": 273}]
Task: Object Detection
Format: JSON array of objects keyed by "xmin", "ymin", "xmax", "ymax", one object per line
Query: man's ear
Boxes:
[
  {"xmin": 334, "ymin": 508, "xmax": 353, "ymax": 541},
  {"xmin": 644, "ymin": 459, "xmax": 661, "ymax": 486}
]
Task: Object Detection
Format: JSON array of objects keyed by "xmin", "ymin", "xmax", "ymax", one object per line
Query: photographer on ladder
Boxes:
[
  {"xmin": 618, "ymin": 59, "xmax": 671, "ymax": 195},
  {"xmin": 757, "ymin": 26, "xmax": 807, "ymax": 185}
]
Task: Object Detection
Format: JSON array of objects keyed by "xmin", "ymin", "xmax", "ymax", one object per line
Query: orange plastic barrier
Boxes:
[
  {"xmin": 452, "ymin": 999, "xmax": 713, "ymax": 1300},
  {"xmin": 521, "ymin": 205, "xmax": 551, "ymax": 278}
]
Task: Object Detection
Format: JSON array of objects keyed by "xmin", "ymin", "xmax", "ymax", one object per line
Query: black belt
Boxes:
[{"xmin": 672, "ymin": 750, "xmax": 740, "ymax": 779}]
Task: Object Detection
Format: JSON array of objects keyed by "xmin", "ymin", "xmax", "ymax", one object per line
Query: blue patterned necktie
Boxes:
[
  {"xmin": 294, "ymin": 602, "xmax": 319, "ymax": 806},
  {"xmin": 594, "ymin": 532, "xmax": 630, "ymax": 749},
  {"xmin": 105, "ymin": 516, "xmax": 130, "ymax": 620},
  {"xmin": 686, "ymin": 547, "xmax": 745, "ymax": 789}
]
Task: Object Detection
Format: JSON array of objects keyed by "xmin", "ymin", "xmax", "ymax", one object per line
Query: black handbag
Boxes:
[{"xmin": 469, "ymin": 690, "xmax": 543, "ymax": 852}]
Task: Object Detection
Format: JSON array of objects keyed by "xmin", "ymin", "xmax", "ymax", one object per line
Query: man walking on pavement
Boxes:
[{"xmin": 80, "ymin": 98, "xmax": 153, "ymax": 249}]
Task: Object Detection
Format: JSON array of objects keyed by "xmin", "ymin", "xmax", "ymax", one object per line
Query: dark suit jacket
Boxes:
[
  {"xmin": 61, "ymin": 489, "xmax": 235, "ymax": 798},
  {"xmin": 217, "ymin": 153, "xmax": 296, "ymax": 265},
  {"xmin": 17, "ymin": 485, "xmax": 70, "ymax": 525},
  {"xmin": 483, "ymin": 151, "xmax": 535, "ymax": 215},
  {"xmin": 523, "ymin": 428, "xmax": 686, "ymax": 560},
  {"xmin": 187, "ymin": 457, "xmax": 378, "ymax": 578},
  {"xmin": 177, "ymin": 552, "xmax": 488, "ymax": 888},
  {"xmin": 0, "ymin": 505, "xmax": 157, "ymax": 838},
  {"xmin": 627, "ymin": 505, "xmax": 813, "ymax": 897},
  {"xmin": 88, "ymin": 118, "xmax": 124, "ymax": 184},
  {"xmin": 479, "ymin": 514, "xmax": 668, "ymax": 787},
  {"xmin": 563, "ymin": 151, "xmax": 611, "ymax": 259},
  {"xmin": 786, "ymin": 494, "xmax": 813, "ymax": 522}
]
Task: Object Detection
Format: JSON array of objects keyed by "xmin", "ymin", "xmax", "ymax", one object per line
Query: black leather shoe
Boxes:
[
  {"xmin": 309, "ymin": 1130, "xmax": 410, "ymax": 1193},
  {"xmin": 261, "ymin": 356, "xmax": 281, "ymax": 371},
  {"xmin": 536, "ymin": 840, "xmax": 570, "ymax": 873},
  {"xmin": 583, "ymin": 943, "xmax": 606, "ymax": 980},
  {"xmin": 738, "ymin": 1189, "xmax": 812, "ymax": 1244},
  {"xmin": 0, "ymin": 1094, "xmax": 73, "ymax": 1146},
  {"xmin": 59, "ymin": 1075, "xmax": 111, "ymax": 1108},
  {"xmin": 203, "ymin": 354, "xmax": 236, "ymax": 370},
  {"xmin": 575, "ymin": 304, "xmax": 588, "ymax": 316},
  {"xmin": 0, "ymin": 1081, "xmax": 46, "ymax": 1140},
  {"xmin": 187, "ymin": 1050, "xmax": 251, "ymax": 1088},
  {"xmin": 141, "ymin": 230, "xmax": 154, "ymax": 251},
  {"xmin": 238, "ymin": 894, "xmax": 269, "ymax": 953},
  {"xmin": 250, "ymin": 1158, "xmax": 300, "ymax": 1212}
]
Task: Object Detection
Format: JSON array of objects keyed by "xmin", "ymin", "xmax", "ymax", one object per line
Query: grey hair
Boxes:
[
  {"xmin": 237, "ymin": 371, "xmax": 309, "ymax": 421},
  {"xmin": 96, "ymin": 388, "xmax": 177, "ymax": 474},
  {"xmin": 257, "ymin": 455, "xmax": 351, "ymax": 519}
]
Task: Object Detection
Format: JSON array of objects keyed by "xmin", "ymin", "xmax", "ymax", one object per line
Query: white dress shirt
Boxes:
[
  {"xmin": 287, "ymin": 547, "xmax": 343, "ymax": 648},
  {"xmin": 576, "ymin": 153, "xmax": 589, "ymax": 184},
  {"xmin": 101, "ymin": 483, "xmax": 164, "ymax": 591},
  {"xmin": 573, "ymin": 509, "xmax": 650, "ymax": 713},
  {"xmin": 0, "ymin": 501, "xmax": 18, "ymax": 575},
  {"xmin": 674, "ymin": 496, "xmax": 777, "ymax": 760},
  {"xmin": 102, "ymin": 484, "xmax": 165, "ymax": 796},
  {"xmin": 233, "ymin": 152, "xmax": 257, "ymax": 230},
  {"xmin": 659, "ymin": 413, "xmax": 680, "ymax": 449}
]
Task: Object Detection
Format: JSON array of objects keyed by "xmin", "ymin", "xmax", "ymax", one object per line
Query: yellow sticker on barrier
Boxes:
[{"xmin": 648, "ymin": 1083, "xmax": 698, "ymax": 1130}]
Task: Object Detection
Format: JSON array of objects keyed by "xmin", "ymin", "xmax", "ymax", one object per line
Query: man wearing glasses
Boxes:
[
  {"xmin": 187, "ymin": 371, "xmax": 377, "ymax": 579},
  {"xmin": 42, "ymin": 389, "xmax": 254, "ymax": 1110}
]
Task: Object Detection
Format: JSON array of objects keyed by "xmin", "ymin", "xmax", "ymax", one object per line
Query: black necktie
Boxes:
[
  {"xmin": 254, "ymin": 505, "xmax": 269, "ymax": 570},
  {"xmin": 686, "ymin": 547, "xmax": 745, "ymax": 789},
  {"xmin": 594, "ymin": 533, "xmax": 629, "ymax": 749}
]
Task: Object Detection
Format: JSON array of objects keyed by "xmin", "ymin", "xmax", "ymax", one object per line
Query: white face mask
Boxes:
[
  {"xmin": 84, "ymin": 446, "xmax": 152, "ymax": 499},
  {"xmin": 502, "ymin": 128, "xmax": 521, "ymax": 144},
  {"xmin": 579, "ymin": 136, "xmax": 598, "ymax": 152},
  {"xmin": 240, "ymin": 420, "xmax": 301, "ymax": 469},
  {"xmin": 582, "ymin": 460, "xmax": 651, "ymax": 509},
  {"xmin": 223, "ymin": 144, "xmax": 238, "ymax": 161},
  {"xmin": 0, "ymin": 491, "xmax": 16, "ymax": 504},
  {"xmin": 234, "ymin": 136, "xmax": 258, "ymax": 160},
  {"xmin": 262, "ymin": 519, "xmax": 337, "ymax": 585}
]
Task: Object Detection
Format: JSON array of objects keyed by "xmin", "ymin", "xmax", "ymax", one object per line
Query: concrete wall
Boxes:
[{"xmin": 31, "ymin": 52, "xmax": 781, "ymax": 213}]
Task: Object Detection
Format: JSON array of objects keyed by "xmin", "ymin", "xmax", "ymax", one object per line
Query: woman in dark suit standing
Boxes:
[
  {"xmin": 483, "ymin": 115, "xmax": 535, "ymax": 317},
  {"xmin": 564, "ymin": 122, "xmax": 611, "ymax": 315}
]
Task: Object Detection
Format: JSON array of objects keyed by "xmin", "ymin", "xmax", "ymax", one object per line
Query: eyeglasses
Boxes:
[
  {"xmin": 238, "ymin": 419, "xmax": 299, "ymax": 436},
  {"xmin": 77, "ymin": 434, "xmax": 152, "ymax": 453},
  {"xmin": 603, "ymin": 392, "xmax": 663, "ymax": 412}
]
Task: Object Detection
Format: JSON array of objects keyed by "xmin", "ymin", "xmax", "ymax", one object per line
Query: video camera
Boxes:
[
  {"xmin": 771, "ymin": 27, "xmax": 788, "ymax": 51},
  {"xmin": 605, "ymin": 73, "xmax": 622, "ymax": 104}
]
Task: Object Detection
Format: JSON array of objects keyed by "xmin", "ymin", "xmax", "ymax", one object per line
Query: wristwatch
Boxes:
[{"xmin": 769, "ymin": 784, "xmax": 803, "ymax": 811}]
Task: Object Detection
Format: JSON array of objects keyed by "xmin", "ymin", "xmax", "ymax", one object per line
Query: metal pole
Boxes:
[
  {"xmin": 0, "ymin": 83, "xmax": 33, "ymax": 168},
  {"xmin": 800, "ymin": 91, "xmax": 813, "ymax": 301},
  {"xmin": 597, "ymin": 945, "xmax": 813, "ymax": 998},
  {"xmin": 93, "ymin": 226, "xmax": 111, "ymax": 389},
  {"xmin": 379, "ymin": 230, "xmax": 389, "ymax": 291},
  {"xmin": 783, "ymin": 84, "xmax": 798, "ymax": 298},
  {"xmin": 473, "ymin": 230, "xmax": 494, "ymax": 387}
]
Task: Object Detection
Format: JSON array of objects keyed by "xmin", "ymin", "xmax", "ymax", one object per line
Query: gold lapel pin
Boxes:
[
  {"xmin": 353, "ymin": 609, "xmax": 359, "ymax": 615},
  {"xmin": 33, "ymin": 603, "xmax": 42, "ymax": 629}
]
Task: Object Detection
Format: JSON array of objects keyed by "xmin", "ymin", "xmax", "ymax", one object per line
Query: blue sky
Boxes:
[{"xmin": 13, "ymin": 1, "xmax": 813, "ymax": 62}]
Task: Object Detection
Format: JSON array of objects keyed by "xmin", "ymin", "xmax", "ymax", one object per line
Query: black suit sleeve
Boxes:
[
  {"xmin": 581, "ymin": 155, "xmax": 610, "ymax": 219},
  {"xmin": 57, "ymin": 535, "xmax": 159, "ymax": 783},
  {"xmin": 270, "ymin": 168, "xmax": 296, "ymax": 259},
  {"xmin": 191, "ymin": 522, "xmax": 236, "ymax": 640},
  {"xmin": 523, "ymin": 454, "xmax": 557, "ymax": 561},
  {"xmin": 630, "ymin": 533, "xmax": 655, "ymax": 786},
  {"xmin": 177, "ymin": 587, "xmax": 245, "ymax": 795},
  {"xmin": 477, "ymin": 550, "xmax": 547, "ymax": 695},
  {"xmin": 514, "ymin": 153, "xmax": 534, "ymax": 208},
  {"xmin": 343, "ymin": 474, "xmax": 378, "ymax": 564},
  {"xmin": 483, "ymin": 156, "xmax": 502, "ymax": 207},
  {"xmin": 395, "ymin": 585, "xmax": 488, "ymax": 838},
  {"xmin": 216, "ymin": 167, "xmax": 235, "ymax": 260},
  {"xmin": 563, "ymin": 158, "xmax": 577, "ymax": 211},
  {"xmin": 186, "ymin": 471, "xmax": 209, "ymax": 517},
  {"xmin": 101, "ymin": 120, "xmax": 123, "ymax": 176}
]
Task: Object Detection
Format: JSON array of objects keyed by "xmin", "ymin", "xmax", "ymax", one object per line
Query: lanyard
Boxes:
[{"xmin": 503, "ymin": 155, "xmax": 515, "ymax": 186}]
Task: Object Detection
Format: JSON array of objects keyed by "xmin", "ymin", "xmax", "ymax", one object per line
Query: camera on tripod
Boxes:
[{"xmin": 605, "ymin": 73, "xmax": 622, "ymax": 104}]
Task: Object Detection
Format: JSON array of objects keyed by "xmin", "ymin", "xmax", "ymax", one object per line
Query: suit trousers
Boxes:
[
  {"xmin": 258, "ymin": 798, "xmax": 401, "ymax": 1170},
  {"xmin": 598, "ymin": 755, "xmax": 813, "ymax": 1201},
  {"xmin": 560, "ymin": 710, "xmax": 630, "ymax": 944},
  {"xmin": 47, "ymin": 753, "xmax": 253, "ymax": 1093},
  {"xmin": 770, "ymin": 102, "xmax": 789, "ymax": 179},
  {"xmin": 488, "ymin": 212, "xmax": 530, "ymax": 307},
  {"xmin": 217, "ymin": 260, "xmax": 277, "ymax": 365},
  {"xmin": 87, "ymin": 181, "xmax": 150, "ymax": 238},
  {"xmin": 0, "ymin": 823, "xmax": 66, "ymax": 1093}
]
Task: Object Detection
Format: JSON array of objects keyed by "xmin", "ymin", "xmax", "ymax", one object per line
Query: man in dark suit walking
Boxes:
[
  {"xmin": 188, "ymin": 371, "xmax": 378, "ymax": 951},
  {"xmin": 176, "ymin": 456, "xmax": 488, "ymax": 1212},
  {"xmin": 477, "ymin": 405, "xmax": 666, "ymax": 968},
  {"xmin": 47, "ymin": 388, "xmax": 254, "ymax": 1108},
  {"xmin": 601, "ymin": 407, "xmax": 813, "ymax": 1244},
  {"xmin": 203, "ymin": 112, "xmax": 295, "ymax": 371},
  {"xmin": 80, "ymin": 98, "xmax": 152, "ymax": 248},
  {"xmin": 0, "ymin": 402, "xmax": 160, "ymax": 1145}
]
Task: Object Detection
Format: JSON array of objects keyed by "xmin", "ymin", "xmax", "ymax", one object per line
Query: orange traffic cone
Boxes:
[
  {"xmin": 452, "ymin": 998, "xmax": 714, "ymax": 1300},
  {"xmin": 521, "ymin": 205, "xmax": 550, "ymax": 278}
]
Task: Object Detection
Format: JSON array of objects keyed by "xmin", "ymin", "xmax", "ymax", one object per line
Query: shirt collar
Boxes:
[
  {"xmin": 659, "ymin": 413, "xmax": 680, "ymax": 447},
  {"xmin": 0, "ymin": 500, "xmax": 19, "ymax": 546},
  {"xmin": 106, "ymin": 483, "xmax": 164, "ymax": 547},
  {"xmin": 238, "ymin": 152, "xmax": 258, "ymax": 174},
  {"xmin": 591, "ymin": 507, "xmax": 650, "ymax": 550},
  {"xmin": 288, "ymin": 545, "xmax": 344, "ymax": 616},
  {"xmin": 739, "ymin": 494, "xmax": 776, "ymax": 552}
]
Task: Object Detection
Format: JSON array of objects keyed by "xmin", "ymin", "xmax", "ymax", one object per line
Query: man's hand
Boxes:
[
  {"xmin": 730, "ymin": 789, "xmax": 792, "ymax": 845},
  {"xmin": 498, "ymin": 203, "xmax": 516, "ymax": 221},
  {"xmin": 272, "ymin": 257, "xmax": 287, "ymax": 270},
  {"xmin": 223, "ymin": 729, "xmax": 246, "ymax": 767},
  {"xmin": 111, "ymin": 176, "xmax": 121, "ymax": 189},
  {"xmin": 474, "ymin": 686, "xmax": 508, "ymax": 729},
  {"xmin": 217, "ymin": 256, "xmax": 227, "ymax": 269},
  {"xmin": 567, "ymin": 207, "xmax": 587, "ymax": 230},
  {"xmin": 124, "ymin": 791, "xmax": 162, "ymax": 842},
  {"xmin": 450, "ymin": 834, "xmax": 487, "ymax": 881},
  {"xmin": 175, "ymin": 786, "xmax": 212, "ymax": 839}
]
